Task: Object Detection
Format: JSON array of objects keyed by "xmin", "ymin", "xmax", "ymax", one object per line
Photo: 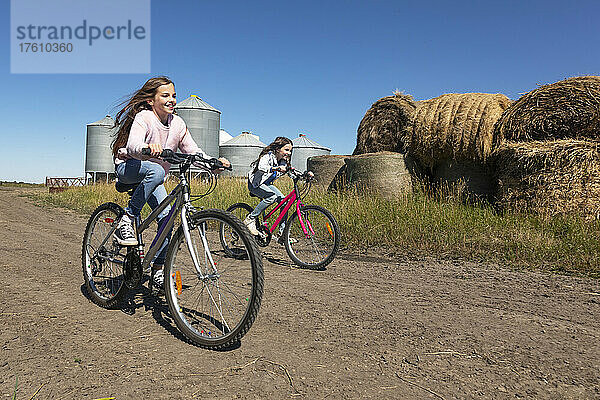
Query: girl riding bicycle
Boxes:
[
  {"xmin": 111, "ymin": 76, "xmax": 230, "ymax": 287},
  {"xmin": 244, "ymin": 137, "xmax": 313, "ymax": 243}
]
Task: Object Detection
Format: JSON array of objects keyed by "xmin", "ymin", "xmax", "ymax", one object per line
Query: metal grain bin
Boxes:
[
  {"xmin": 291, "ymin": 134, "xmax": 331, "ymax": 170},
  {"xmin": 85, "ymin": 115, "xmax": 117, "ymax": 182},
  {"xmin": 174, "ymin": 95, "xmax": 220, "ymax": 158},
  {"xmin": 219, "ymin": 132, "xmax": 266, "ymax": 177}
]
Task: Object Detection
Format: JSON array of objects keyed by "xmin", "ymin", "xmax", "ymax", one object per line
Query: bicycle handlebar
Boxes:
[
  {"xmin": 141, "ymin": 148, "xmax": 232, "ymax": 171},
  {"xmin": 285, "ymin": 165, "xmax": 314, "ymax": 182}
]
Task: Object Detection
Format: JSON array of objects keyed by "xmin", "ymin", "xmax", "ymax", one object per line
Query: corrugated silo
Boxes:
[
  {"xmin": 85, "ymin": 115, "xmax": 117, "ymax": 182},
  {"xmin": 175, "ymin": 95, "xmax": 220, "ymax": 157},
  {"xmin": 219, "ymin": 132, "xmax": 266, "ymax": 177},
  {"xmin": 291, "ymin": 134, "xmax": 331, "ymax": 171}
]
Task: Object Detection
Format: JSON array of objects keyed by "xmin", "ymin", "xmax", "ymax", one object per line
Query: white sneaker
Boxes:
[
  {"xmin": 243, "ymin": 216, "xmax": 260, "ymax": 236},
  {"xmin": 114, "ymin": 214, "xmax": 138, "ymax": 246}
]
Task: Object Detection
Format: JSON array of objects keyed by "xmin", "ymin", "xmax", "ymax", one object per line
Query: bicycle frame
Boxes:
[
  {"xmin": 138, "ymin": 175, "xmax": 217, "ymax": 278},
  {"xmin": 94, "ymin": 172, "xmax": 214, "ymax": 279},
  {"xmin": 261, "ymin": 181, "xmax": 315, "ymax": 237}
]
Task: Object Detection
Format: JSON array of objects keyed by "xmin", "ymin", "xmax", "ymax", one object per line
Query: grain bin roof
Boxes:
[
  {"xmin": 88, "ymin": 115, "xmax": 114, "ymax": 126},
  {"xmin": 175, "ymin": 95, "xmax": 221, "ymax": 113},
  {"xmin": 219, "ymin": 129, "xmax": 233, "ymax": 145},
  {"xmin": 221, "ymin": 132, "xmax": 266, "ymax": 148},
  {"xmin": 292, "ymin": 135, "xmax": 331, "ymax": 151}
]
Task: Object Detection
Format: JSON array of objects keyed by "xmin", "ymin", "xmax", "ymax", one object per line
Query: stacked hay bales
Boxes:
[
  {"xmin": 348, "ymin": 77, "xmax": 600, "ymax": 215},
  {"xmin": 353, "ymin": 93, "xmax": 417, "ymax": 155},
  {"xmin": 307, "ymin": 154, "xmax": 347, "ymax": 189},
  {"xmin": 408, "ymin": 93, "xmax": 512, "ymax": 198},
  {"xmin": 492, "ymin": 76, "xmax": 600, "ymax": 219},
  {"xmin": 492, "ymin": 140, "xmax": 600, "ymax": 220},
  {"xmin": 494, "ymin": 76, "xmax": 600, "ymax": 143}
]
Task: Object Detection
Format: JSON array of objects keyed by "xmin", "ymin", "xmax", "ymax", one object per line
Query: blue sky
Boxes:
[{"xmin": 2, "ymin": 0, "xmax": 600, "ymax": 182}]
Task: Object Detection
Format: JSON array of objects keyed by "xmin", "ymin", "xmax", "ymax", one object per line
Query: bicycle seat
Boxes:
[
  {"xmin": 249, "ymin": 192, "xmax": 259, "ymax": 198},
  {"xmin": 115, "ymin": 181, "xmax": 140, "ymax": 195}
]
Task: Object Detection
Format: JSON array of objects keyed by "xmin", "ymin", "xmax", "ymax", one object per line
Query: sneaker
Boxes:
[
  {"xmin": 114, "ymin": 214, "xmax": 138, "ymax": 246},
  {"xmin": 243, "ymin": 216, "xmax": 260, "ymax": 236}
]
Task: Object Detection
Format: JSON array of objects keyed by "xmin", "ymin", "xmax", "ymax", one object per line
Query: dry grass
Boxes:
[
  {"xmin": 494, "ymin": 76, "xmax": 600, "ymax": 143},
  {"xmin": 33, "ymin": 176, "xmax": 600, "ymax": 277},
  {"xmin": 353, "ymin": 92, "xmax": 417, "ymax": 155},
  {"xmin": 491, "ymin": 139, "xmax": 600, "ymax": 220}
]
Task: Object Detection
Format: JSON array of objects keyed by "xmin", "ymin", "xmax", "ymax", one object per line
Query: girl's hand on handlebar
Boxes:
[
  {"xmin": 273, "ymin": 165, "xmax": 287, "ymax": 173},
  {"xmin": 212, "ymin": 157, "xmax": 231, "ymax": 174},
  {"xmin": 146, "ymin": 143, "xmax": 163, "ymax": 157}
]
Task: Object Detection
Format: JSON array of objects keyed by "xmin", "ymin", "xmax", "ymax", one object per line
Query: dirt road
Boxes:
[{"xmin": 1, "ymin": 187, "xmax": 599, "ymax": 399}]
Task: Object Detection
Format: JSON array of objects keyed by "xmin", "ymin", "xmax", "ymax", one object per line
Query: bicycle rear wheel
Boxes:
[
  {"xmin": 82, "ymin": 202, "xmax": 128, "ymax": 308},
  {"xmin": 284, "ymin": 205, "xmax": 340, "ymax": 269},
  {"xmin": 165, "ymin": 209, "xmax": 263, "ymax": 349}
]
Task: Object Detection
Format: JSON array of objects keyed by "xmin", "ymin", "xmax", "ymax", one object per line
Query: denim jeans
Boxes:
[
  {"xmin": 248, "ymin": 182, "xmax": 288, "ymax": 231},
  {"xmin": 115, "ymin": 159, "xmax": 172, "ymax": 265}
]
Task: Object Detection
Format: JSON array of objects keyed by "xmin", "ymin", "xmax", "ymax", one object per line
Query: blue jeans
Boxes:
[
  {"xmin": 116, "ymin": 159, "xmax": 172, "ymax": 265},
  {"xmin": 248, "ymin": 182, "xmax": 287, "ymax": 231}
]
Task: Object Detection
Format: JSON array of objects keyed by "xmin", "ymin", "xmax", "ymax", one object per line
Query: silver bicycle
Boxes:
[{"xmin": 82, "ymin": 149, "xmax": 263, "ymax": 349}]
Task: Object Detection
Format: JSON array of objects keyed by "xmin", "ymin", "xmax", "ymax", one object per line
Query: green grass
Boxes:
[{"xmin": 35, "ymin": 176, "xmax": 600, "ymax": 277}]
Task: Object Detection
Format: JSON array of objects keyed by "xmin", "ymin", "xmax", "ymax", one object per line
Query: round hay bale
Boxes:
[
  {"xmin": 494, "ymin": 76, "xmax": 600, "ymax": 143},
  {"xmin": 307, "ymin": 154, "xmax": 347, "ymax": 188},
  {"xmin": 328, "ymin": 163, "xmax": 349, "ymax": 192},
  {"xmin": 409, "ymin": 93, "xmax": 512, "ymax": 168},
  {"xmin": 491, "ymin": 140, "xmax": 600, "ymax": 220},
  {"xmin": 353, "ymin": 92, "xmax": 417, "ymax": 155},
  {"xmin": 432, "ymin": 160, "xmax": 495, "ymax": 200},
  {"xmin": 331, "ymin": 151, "xmax": 417, "ymax": 200}
]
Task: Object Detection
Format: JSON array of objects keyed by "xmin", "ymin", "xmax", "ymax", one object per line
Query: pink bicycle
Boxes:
[{"xmin": 221, "ymin": 168, "xmax": 340, "ymax": 269}]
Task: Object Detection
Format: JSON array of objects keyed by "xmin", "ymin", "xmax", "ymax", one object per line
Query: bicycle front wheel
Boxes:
[
  {"xmin": 284, "ymin": 205, "xmax": 340, "ymax": 269},
  {"xmin": 165, "ymin": 209, "xmax": 263, "ymax": 349},
  {"xmin": 82, "ymin": 202, "xmax": 128, "ymax": 308}
]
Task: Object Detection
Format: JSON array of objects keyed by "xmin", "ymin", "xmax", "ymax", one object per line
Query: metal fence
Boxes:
[{"xmin": 45, "ymin": 177, "xmax": 85, "ymax": 193}]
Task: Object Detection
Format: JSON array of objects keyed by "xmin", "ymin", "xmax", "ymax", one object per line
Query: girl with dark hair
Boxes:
[
  {"xmin": 111, "ymin": 76, "xmax": 230, "ymax": 287},
  {"xmin": 244, "ymin": 136, "xmax": 294, "ymax": 241}
]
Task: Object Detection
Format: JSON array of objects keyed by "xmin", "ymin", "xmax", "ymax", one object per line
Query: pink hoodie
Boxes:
[{"xmin": 114, "ymin": 110, "xmax": 209, "ymax": 174}]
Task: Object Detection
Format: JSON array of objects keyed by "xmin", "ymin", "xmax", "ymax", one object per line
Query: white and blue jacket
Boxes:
[{"xmin": 248, "ymin": 151, "xmax": 288, "ymax": 188}]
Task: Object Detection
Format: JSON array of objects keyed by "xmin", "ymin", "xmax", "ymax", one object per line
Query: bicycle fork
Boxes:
[
  {"xmin": 180, "ymin": 205, "xmax": 219, "ymax": 280},
  {"xmin": 296, "ymin": 202, "xmax": 316, "ymax": 237},
  {"xmin": 179, "ymin": 206, "xmax": 229, "ymax": 331}
]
